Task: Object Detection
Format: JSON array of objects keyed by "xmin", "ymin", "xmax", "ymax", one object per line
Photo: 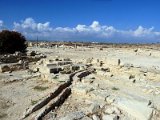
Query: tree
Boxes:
[{"xmin": 0, "ymin": 30, "xmax": 27, "ymax": 54}]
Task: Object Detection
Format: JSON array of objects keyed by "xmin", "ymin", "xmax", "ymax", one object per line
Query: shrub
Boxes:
[
  {"xmin": 0, "ymin": 30, "xmax": 27, "ymax": 54},
  {"xmin": 112, "ymin": 87, "xmax": 119, "ymax": 91}
]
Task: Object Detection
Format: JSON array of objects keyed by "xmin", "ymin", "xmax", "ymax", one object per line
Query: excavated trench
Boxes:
[{"xmin": 22, "ymin": 69, "xmax": 92, "ymax": 120}]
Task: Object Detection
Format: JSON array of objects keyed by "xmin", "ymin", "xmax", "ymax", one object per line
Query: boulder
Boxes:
[{"xmin": 115, "ymin": 97, "xmax": 153, "ymax": 120}]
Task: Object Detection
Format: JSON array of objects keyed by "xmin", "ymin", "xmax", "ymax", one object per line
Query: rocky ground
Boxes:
[{"xmin": 0, "ymin": 44, "xmax": 160, "ymax": 120}]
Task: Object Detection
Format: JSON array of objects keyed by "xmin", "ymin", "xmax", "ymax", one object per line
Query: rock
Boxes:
[
  {"xmin": 63, "ymin": 58, "xmax": 71, "ymax": 61},
  {"xmin": 0, "ymin": 65, "xmax": 10, "ymax": 73},
  {"xmin": 134, "ymin": 49, "xmax": 138, "ymax": 52},
  {"xmin": 132, "ymin": 79, "xmax": 136, "ymax": 83},
  {"xmin": 88, "ymin": 103, "xmax": 100, "ymax": 113},
  {"xmin": 102, "ymin": 114, "xmax": 118, "ymax": 120},
  {"xmin": 89, "ymin": 89, "xmax": 109, "ymax": 102},
  {"xmin": 59, "ymin": 111, "xmax": 85, "ymax": 120},
  {"xmin": 77, "ymin": 71, "xmax": 91, "ymax": 79},
  {"xmin": 62, "ymin": 65, "xmax": 72, "ymax": 74},
  {"xmin": 30, "ymin": 51, "xmax": 36, "ymax": 56},
  {"xmin": 100, "ymin": 61, "xmax": 104, "ymax": 67},
  {"xmin": 81, "ymin": 116, "xmax": 92, "ymax": 120},
  {"xmin": 18, "ymin": 60, "xmax": 23, "ymax": 64},
  {"xmin": 86, "ymin": 58, "xmax": 93, "ymax": 64},
  {"xmin": 72, "ymin": 84, "xmax": 94, "ymax": 95},
  {"xmin": 57, "ymin": 61, "xmax": 72, "ymax": 66},
  {"xmin": 115, "ymin": 97, "xmax": 153, "ymax": 120},
  {"xmin": 140, "ymin": 67, "xmax": 148, "ymax": 73},
  {"xmin": 72, "ymin": 65, "xmax": 80, "ymax": 71},
  {"xmin": 0, "ymin": 63, "xmax": 24, "ymax": 73},
  {"xmin": 105, "ymin": 96, "xmax": 115, "ymax": 104},
  {"xmin": 118, "ymin": 59, "xmax": 121, "ymax": 66},
  {"xmin": 92, "ymin": 114, "xmax": 100, "ymax": 120},
  {"xmin": 14, "ymin": 51, "xmax": 22, "ymax": 56},
  {"xmin": 104, "ymin": 107, "xmax": 114, "ymax": 114},
  {"xmin": 105, "ymin": 106, "xmax": 121, "ymax": 115},
  {"xmin": 39, "ymin": 64, "xmax": 62, "ymax": 74},
  {"xmin": 129, "ymin": 75, "xmax": 135, "ymax": 79},
  {"xmin": 101, "ymin": 68, "xmax": 110, "ymax": 72}
]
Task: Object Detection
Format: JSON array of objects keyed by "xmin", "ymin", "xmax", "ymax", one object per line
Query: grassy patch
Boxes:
[
  {"xmin": 33, "ymin": 86, "xmax": 49, "ymax": 91},
  {"xmin": 112, "ymin": 87, "xmax": 119, "ymax": 91},
  {"xmin": 53, "ymin": 76, "xmax": 58, "ymax": 79},
  {"xmin": 31, "ymin": 99, "xmax": 39, "ymax": 105}
]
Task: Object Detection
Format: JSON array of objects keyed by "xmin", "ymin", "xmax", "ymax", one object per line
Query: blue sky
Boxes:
[{"xmin": 0, "ymin": 0, "xmax": 160, "ymax": 43}]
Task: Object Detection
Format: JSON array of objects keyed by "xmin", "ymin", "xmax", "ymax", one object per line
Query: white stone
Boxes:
[
  {"xmin": 102, "ymin": 114, "xmax": 118, "ymax": 120},
  {"xmin": 106, "ymin": 96, "xmax": 115, "ymax": 104},
  {"xmin": 59, "ymin": 111, "xmax": 85, "ymax": 120},
  {"xmin": 92, "ymin": 114, "xmax": 100, "ymax": 120},
  {"xmin": 104, "ymin": 107, "xmax": 114, "ymax": 114},
  {"xmin": 81, "ymin": 116, "xmax": 92, "ymax": 120},
  {"xmin": 115, "ymin": 97, "xmax": 153, "ymax": 120},
  {"xmin": 88, "ymin": 103, "xmax": 100, "ymax": 113}
]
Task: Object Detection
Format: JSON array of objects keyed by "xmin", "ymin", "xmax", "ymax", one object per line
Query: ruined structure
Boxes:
[{"xmin": 0, "ymin": 42, "xmax": 160, "ymax": 120}]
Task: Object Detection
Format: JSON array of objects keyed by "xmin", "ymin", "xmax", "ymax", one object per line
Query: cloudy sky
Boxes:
[{"xmin": 0, "ymin": 0, "xmax": 160, "ymax": 43}]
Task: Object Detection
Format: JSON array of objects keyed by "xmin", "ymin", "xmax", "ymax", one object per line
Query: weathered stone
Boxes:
[
  {"xmin": 72, "ymin": 65, "xmax": 80, "ymax": 71},
  {"xmin": 88, "ymin": 103, "xmax": 100, "ymax": 113},
  {"xmin": 0, "ymin": 63, "xmax": 24, "ymax": 73},
  {"xmin": 63, "ymin": 58, "xmax": 71, "ymax": 61},
  {"xmin": 105, "ymin": 96, "xmax": 115, "ymax": 104},
  {"xmin": 101, "ymin": 68, "xmax": 110, "ymax": 72},
  {"xmin": 89, "ymin": 90, "xmax": 109, "ymax": 102},
  {"xmin": 118, "ymin": 59, "xmax": 121, "ymax": 66},
  {"xmin": 77, "ymin": 71, "xmax": 91, "ymax": 79},
  {"xmin": 72, "ymin": 84, "xmax": 94, "ymax": 95},
  {"xmin": 115, "ymin": 97, "xmax": 153, "ymax": 120},
  {"xmin": 59, "ymin": 111, "xmax": 85, "ymax": 120},
  {"xmin": 86, "ymin": 58, "xmax": 93, "ymax": 64},
  {"xmin": 104, "ymin": 106, "xmax": 121, "ymax": 115},
  {"xmin": 102, "ymin": 114, "xmax": 118, "ymax": 120},
  {"xmin": 30, "ymin": 51, "xmax": 36, "ymax": 56},
  {"xmin": 129, "ymin": 75, "xmax": 135, "ymax": 79},
  {"xmin": 39, "ymin": 64, "xmax": 62, "ymax": 74},
  {"xmin": 0, "ymin": 65, "xmax": 10, "ymax": 73},
  {"xmin": 81, "ymin": 116, "xmax": 92, "ymax": 120},
  {"xmin": 92, "ymin": 114, "xmax": 100, "ymax": 120},
  {"xmin": 57, "ymin": 61, "xmax": 72, "ymax": 66},
  {"xmin": 104, "ymin": 107, "xmax": 114, "ymax": 114}
]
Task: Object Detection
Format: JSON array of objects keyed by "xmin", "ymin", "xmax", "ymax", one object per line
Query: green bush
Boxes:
[{"xmin": 0, "ymin": 30, "xmax": 27, "ymax": 54}]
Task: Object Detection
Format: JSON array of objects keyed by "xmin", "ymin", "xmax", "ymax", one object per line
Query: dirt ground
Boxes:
[{"xmin": 0, "ymin": 45, "xmax": 160, "ymax": 120}]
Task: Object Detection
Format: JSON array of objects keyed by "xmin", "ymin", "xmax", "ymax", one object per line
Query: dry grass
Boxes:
[{"xmin": 33, "ymin": 85, "xmax": 49, "ymax": 91}]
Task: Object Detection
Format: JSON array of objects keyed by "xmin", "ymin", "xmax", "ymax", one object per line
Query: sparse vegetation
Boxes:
[
  {"xmin": 33, "ymin": 86, "xmax": 49, "ymax": 91},
  {"xmin": 31, "ymin": 99, "xmax": 39, "ymax": 105},
  {"xmin": 112, "ymin": 87, "xmax": 119, "ymax": 91},
  {"xmin": 53, "ymin": 76, "xmax": 58, "ymax": 79}
]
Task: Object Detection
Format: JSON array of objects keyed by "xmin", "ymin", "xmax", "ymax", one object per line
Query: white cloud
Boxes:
[
  {"xmin": 14, "ymin": 18, "xmax": 52, "ymax": 33},
  {"xmin": 90, "ymin": 21, "xmax": 101, "ymax": 31},
  {"xmin": 76, "ymin": 24, "xmax": 88, "ymax": 32},
  {"xmin": 0, "ymin": 17, "xmax": 159, "ymax": 43},
  {"xmin": 0, "ymin": 20, "xmax": 3, "ymax": 27},
  {"xmin": 134, "ymin": 26, "xmax": 154, "ymax": 37}
]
